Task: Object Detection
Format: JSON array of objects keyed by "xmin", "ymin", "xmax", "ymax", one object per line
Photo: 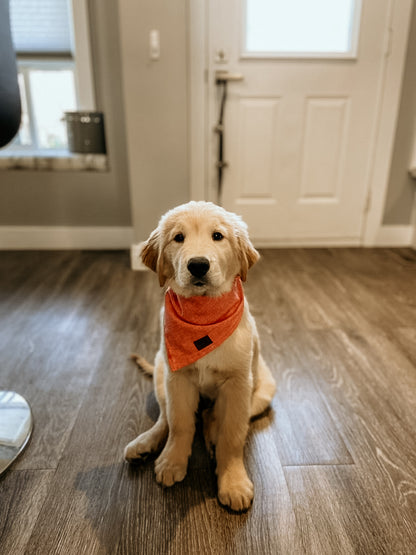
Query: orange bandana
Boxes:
[{"xmin": 164, "ymin": 277, "xmax": 245, "ymax": 371}]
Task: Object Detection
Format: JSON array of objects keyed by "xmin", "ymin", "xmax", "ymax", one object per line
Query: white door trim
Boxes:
[
  {"xmin": 188, "ymin": 0, "xmax": 413, "ymax": 246},
  {"xmin": 189, "ymin": 0, "xmax": 208, "ymax": 201},
  {"xmin": 362, "ymin": 0, "xmax": 413, "ymax": 245}
]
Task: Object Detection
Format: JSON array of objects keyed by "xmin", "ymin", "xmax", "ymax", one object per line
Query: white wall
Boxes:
[{"xmin": 118, "ymin": 0, "xmax": 189, "ymax": 243}]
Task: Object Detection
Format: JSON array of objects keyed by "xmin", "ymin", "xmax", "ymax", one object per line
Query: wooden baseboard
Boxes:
[{"xmin": 374, "ymin": 225, "xmax": 414, "ymax": 247}]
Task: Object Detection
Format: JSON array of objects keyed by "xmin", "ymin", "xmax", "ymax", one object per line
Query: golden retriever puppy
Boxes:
[{"xmin": 124, "ymin": 201, "xmax": 276, "ymax": 511}]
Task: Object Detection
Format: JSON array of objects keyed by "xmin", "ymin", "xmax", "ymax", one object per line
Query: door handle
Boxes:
[
  {"xmin": 215, "ymin": 70, "xmax": 244, "ymax": 84},
  {"xmin": 214, "ymin": 71, "xmax": 243, "ymax": 205}
]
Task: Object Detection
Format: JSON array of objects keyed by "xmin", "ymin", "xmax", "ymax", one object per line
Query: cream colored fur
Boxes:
[{"xmin": 124, "ymin": 201, "xmax": 276, "ymax": 512}]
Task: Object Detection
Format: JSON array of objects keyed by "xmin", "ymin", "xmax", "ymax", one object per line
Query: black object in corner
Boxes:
[{"xmin": 0, "ymin": 0, "xmax": 21, "ymax": 148}]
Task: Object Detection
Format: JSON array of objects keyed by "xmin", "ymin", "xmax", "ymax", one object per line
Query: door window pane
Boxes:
[{"xmin": 245, "ymin": 0, "xmax": 358, "ymax": 56}]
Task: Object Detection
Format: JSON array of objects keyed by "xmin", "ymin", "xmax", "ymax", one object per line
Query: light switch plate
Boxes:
[{"xmin": 149, "ymin": 29, "xmax": 160, "ymax": 60}]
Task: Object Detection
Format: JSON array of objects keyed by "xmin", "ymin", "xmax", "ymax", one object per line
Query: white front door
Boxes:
[{"xmin": 203, "ymin": 0, "xmax": 406, "ymax": 244}]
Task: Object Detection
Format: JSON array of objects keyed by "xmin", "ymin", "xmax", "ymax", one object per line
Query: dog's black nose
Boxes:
[{"xmin": 187, "ymin": 257, "xmax": 210, "ymax": 278}]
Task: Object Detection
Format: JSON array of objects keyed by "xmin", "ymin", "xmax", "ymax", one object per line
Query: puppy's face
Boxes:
[{"xmin": 142, "ymin": 202, "xmax": 259, "ymax": 297}]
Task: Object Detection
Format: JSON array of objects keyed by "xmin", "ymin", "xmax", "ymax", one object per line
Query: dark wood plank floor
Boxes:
[{"xmin": 0, "ymin": 248, "xmax": 415, "ymax": 554}]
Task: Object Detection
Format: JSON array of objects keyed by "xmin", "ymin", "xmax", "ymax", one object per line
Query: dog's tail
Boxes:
[{"xmin": 130, "ymin": 353, "xmax": 154, "ymax": 377}]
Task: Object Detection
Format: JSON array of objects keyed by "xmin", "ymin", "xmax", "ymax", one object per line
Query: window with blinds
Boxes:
[
  {"xmin": 7, "ymin": 0, "xmax": 80, "ymax": 152},
  {"xmin": 10, "ymin": 0, "xmax": 73, "ymax": 56}
]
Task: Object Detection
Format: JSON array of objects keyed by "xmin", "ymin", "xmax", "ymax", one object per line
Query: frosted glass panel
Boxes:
[{"xmin": 245, "ymin": 0, "xmax": 357, "ymax": 55}]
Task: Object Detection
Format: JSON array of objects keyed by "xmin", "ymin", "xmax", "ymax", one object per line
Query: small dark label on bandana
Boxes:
[{"xmin": 194, "ymin": 335, "xmax": 213, "ymax": 351}]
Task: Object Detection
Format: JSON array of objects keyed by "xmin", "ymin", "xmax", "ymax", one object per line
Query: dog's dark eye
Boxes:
[
  {"xmin": 173, "ymin": 233, "xmax": 185, "ymax": 243},
  {"xmin": 212, "ymin": 231, "xmax": 224, "ymax": 241}
]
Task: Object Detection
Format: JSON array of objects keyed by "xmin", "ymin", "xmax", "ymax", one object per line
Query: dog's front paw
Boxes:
[
  {"xmin": 154, "ymin": 452, "xmax": 188, "ymax": 487},
  {"xmin": 218, "ymin": 469, "xmax": 254, "ymax": 512}
]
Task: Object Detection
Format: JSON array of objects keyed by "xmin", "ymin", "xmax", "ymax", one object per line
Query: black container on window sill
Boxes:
[{"xmin": 64, "ymin": 111, "xmax": 106, "ymax": 154}]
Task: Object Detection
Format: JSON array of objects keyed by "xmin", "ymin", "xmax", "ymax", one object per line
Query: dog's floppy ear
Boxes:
[
  {"xmin": 142, "ymin": 228, "xmax": 168, "ymax": 286},
  {"xmin": 236, "ymin": 224, "xmax": 260, "ymax": 282},
  {"xmin": 142, "ymin": 228, "xmax": 159, "ymax": 272},
  {"xmin": 238, "ymin": 237, "xmax": 259, "ymax": 281}
]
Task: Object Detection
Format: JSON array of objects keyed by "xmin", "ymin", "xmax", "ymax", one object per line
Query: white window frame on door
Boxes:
[
  {"xmin": 240, "ymin": 0, "xmax": 362, "ymax": 60},
  {"xmin": 188, "ymin": 0, "xmax": 413, "ymax": 246}
]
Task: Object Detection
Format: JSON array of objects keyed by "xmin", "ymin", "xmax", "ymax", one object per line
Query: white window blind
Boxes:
[{"xmin": 10, "ymin": 0, "xmax": 73, "ymax": 56}]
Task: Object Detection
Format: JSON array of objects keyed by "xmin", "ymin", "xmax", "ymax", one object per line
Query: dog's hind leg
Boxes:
[
  {"xmin": 202, "ymin": 405, "xmax": 218, "ymax": 458},
  {"xmin": 124, "ymin": 352, "xmax": 168, "ymax": 462},
  {"xmin": 124, "ymin": 414, "xmax": 168, "ymax": 462}
]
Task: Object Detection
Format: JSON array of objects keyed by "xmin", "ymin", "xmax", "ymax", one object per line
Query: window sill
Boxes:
[{"xmin": 0, "ymin": 151, "xmax": 108, "ymax": 172}]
